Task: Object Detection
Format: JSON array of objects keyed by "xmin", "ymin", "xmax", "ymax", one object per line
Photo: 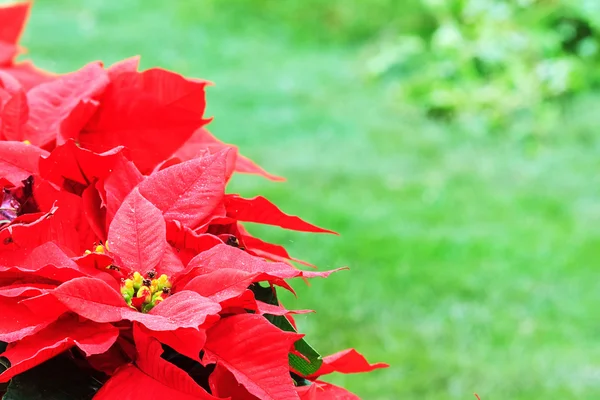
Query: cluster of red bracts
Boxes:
[{"xmin": 0, "ymin": 3, "xmax": 387, "ymax": 399}]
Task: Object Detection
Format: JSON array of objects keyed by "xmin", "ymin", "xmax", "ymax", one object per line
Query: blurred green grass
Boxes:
[{"xmin": 19, "ymin": 0, "xmax": 600, "ymax": 398}]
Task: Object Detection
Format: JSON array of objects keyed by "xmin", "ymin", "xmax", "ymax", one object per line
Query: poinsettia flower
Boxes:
[
  {"xmin": 0, "ymin": 172, "xmax": 358, "ymax": 396},
  {"xmin": 0, "ymin": 192, "xmax": 341, "ymax": 397},
  {"xmin": 0, "ymin": 191, "xmax": 223, "ymax": 385}
]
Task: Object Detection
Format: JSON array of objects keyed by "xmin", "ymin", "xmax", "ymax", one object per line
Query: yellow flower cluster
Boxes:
[{"xmin": 120, "ymin": 271, "xmax": 172, "ymax": 313}]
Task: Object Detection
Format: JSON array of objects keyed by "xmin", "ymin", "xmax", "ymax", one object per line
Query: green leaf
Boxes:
[
  {"xmin": 3, "ymin": 355, "xmax": 103, "ymax": 400},
  {"xmin": 251, "ymin": 284, "xmax": 323, "ymax": 376}
]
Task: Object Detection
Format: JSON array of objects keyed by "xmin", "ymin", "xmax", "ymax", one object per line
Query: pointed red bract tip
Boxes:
[{"xmin": 0, "ymin": 2, "xmax": 31, "ymax": 47}]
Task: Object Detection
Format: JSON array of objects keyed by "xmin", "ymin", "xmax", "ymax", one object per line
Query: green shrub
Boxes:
[{"xmin": 366, "ymin": 0, "xmax": 600, "ymax": 134}]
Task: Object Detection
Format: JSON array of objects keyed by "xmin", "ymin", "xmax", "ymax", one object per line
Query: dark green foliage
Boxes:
[{"xmin": 2, "ymin": 355, "xmax": 102, "ymax": 400}]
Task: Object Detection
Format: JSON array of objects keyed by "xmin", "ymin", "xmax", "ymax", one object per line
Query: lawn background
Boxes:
[{"xmin": 17, "ymin": 0, "xmax": 600, "ymax": 398}]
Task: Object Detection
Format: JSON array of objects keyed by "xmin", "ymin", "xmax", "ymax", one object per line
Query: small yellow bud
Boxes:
[
  {"xmin": 153, "ymin": 295, "xmax": 164, "ymax": 306},
  {"xmin": 132, "ymin": 272, "xmax": 143, "ymax": 290},
  {"xmin": 120, "ymin": 280, "xmax": 134, "ymax": 301},
  {"xmin": 157, "ymin": 274, "xmax": 172, "ymax": 290},
  {"xmin": 104, "ymin": 242, "xmax": 110, "ymax": 251},
  {"xmin": 137, "ymin": 286, "xmax": 152, "ymax": 302},
  {"xmin": 84, "ymin": 250, "xmax": 92, "ymax": 255},
  {"xmin": 22, "ymin": 140, "xmax": 31, "ymax": 145},
  {"xmin": 150, "ymin": 279, "xmax": 159, "ymax": 294},
  {"xmin": 94, "ymin": 245, "xmax": 105, "ymax": 254}
]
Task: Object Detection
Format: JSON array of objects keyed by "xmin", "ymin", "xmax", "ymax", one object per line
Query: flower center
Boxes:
[
  {"xmin": 121, "ymin": 270, "xmax": 172, "ymax": 313},
  {"xmin": 84, "ymin": 242, "xmax": 110, "ymax": 255}
]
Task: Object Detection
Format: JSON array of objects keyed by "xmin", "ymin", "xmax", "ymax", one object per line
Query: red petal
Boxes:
[
  {"xmin": 297, "ymin": 381, "xmax": 360, "ymax": 400},
  {"xmin": 0, "ymin": 264, "xmax": 83, "ymax": 287},
  {"xmin": 103, "ymin": 155, "xmax": 143, "ymax": 227},
  {"xmin": 175, "ymin": 128, "xmax": 283, "ymax": 181},
  {"xmin": 95, "ymin": 365, "xmax": 208, "ymax": 400},
  {"xmin": 40, "ymin": 140, "xmax": 126, "ymax": 186},
  {"xmin": 145, "ymin": 290, "xmax": 220, "ymax": 331},
  {"xmin": 0, "ymin": 283, "xmax": 54, "ymax": 297},
  {"xmin": 2, "ymin": 242, "xmax": 115, "ymax": 284},
  {"xmin": 1, "ymin": 207, "xmax": 80, "ymax": 253},
  {"xmin": 0, "ymin": 315, "xmax": 118, "ymax": 382},
  {"xmin": 0, "ymin": 141, "xmax": 48, "ymax": 185},
  {"xmin": 225, "ymin": 195, "xmax": 336, "ymax": 234},
  {"xmin": 25, "ymin": 62, "xmax": 109, "ymax": 146},
  {"xmin": 58, "ymin": 98, "xmax": 99, "ymax": 145},
  {"xmin": 308, "ymin": 349, "xmax": 389, "ymax": 378},
  {"xmin": 166, "ymin": 220, "xmax": 222, "ymax": 256},
  {"xmin": 127, "ymin": 325, "xmax": 219, "ymax": 399},
  {"xmin": 96, "ymin": 325, "xmax": 220, "ymax": 399},
  {"xmin": 254, "ymin": 301, "xmax": 312, "ymax": 317},
  {"xmin": 52, "ymin": 278, "xmax": 221, "ymax": 332},
  {"xmin": 107, "ymin": 56, "xmax": 140, "ymax": 79},
  {"xmin": 0, "ymin": 43, "xmax": 16, "ymax": 66},
  {"xmin": 79, "ymin": 68, "xmax": 210, "ymax": 173},
  {"xmin": 107, "ymin": 188, "xmax": 166, "ymax": 273},
  {"xmin": 170, "ymin": 128, "xmax": 236, "ymax": 181},
  {"xmin": 0, "ymin": 296, "xmax": 58, "ymax": 342},
  {"xmin": 0, "ymin": 70, "xmax": 22, "ymax": 94},
  {"xmin": 209, "ymin": 363, "xmax": 258, "ymax": 399},
  {"xmin": 0, "ymin": 2, "xmax": 29, "ymax": 45},
  {"xmin": 234, "ymin": 153, "xmax": 285, "ymax": 181},
  {"xmin": 2, "ymin": 62, "xmax": 55, "ymax": 90},
  {"xmin": 156, "ymin": 245, "xmax": 185, "ymax": 277},
  {"xmin": 0, "ymin": 89, "xmax": 28, "ymax": 141},
  {"xmin": 33, "ymin": 179, "xmax": 83, "ymax": 226},
  {"xmin": 184, "ymin": 244, "xmax": 340, "ymax": 285},
  {"xmin": 186, "ymin": 244, "xmax": 298, "ymax": 280},
  {"xmin": 86, "ymin": 344, "xmax": 129, "ymax": 375},
  {"xmin": 241, "ymin": 233, "xmax": 315, "ymax": 267},
  {"xmin": 50, "ymin": 277, "xmax": 128, "ymax": 323},
  {"xmin": 82, "ymin": 183, "xmax": 107, "ymax": 241},
  {"xmin": 217, "ymin": 289, "xmax": 309, "ymax": 317},
  {"xmin": 204, "ymin": 314, "xmax": 301, "ymax": 400},
  {"xmin": 180, "ymin": 268, "xmax": 257, "ymax": 303},
  {"xmin": 140, "ymin": 325, "xmax": 207, "ymax": 362},
  {"xmin": 138, "ymin": 150, "xmax": 229, "ymax": 228}
]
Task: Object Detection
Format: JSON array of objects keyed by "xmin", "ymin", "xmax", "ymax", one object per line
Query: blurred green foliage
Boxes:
[
  {"xmin": 366, "ymin": 0, "xmax": 600, "ymax": 134},
  {"xmin": 187, "ymin": 0, "xmax": 600, "ymax": 135},
  {"xmin": 172, "ymin": 0, "xmax": 428, "ymax": 43}
]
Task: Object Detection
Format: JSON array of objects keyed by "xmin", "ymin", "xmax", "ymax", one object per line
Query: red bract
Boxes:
[
  {"xmin": 0, "ymin": 3, "xmax": 53, "ymax": 90},
  {"xmin": 0, "ymin": 3, "xmax": 387, "ymax": 399},
  {"xmin": 172, "ymin": 127, "xmax": 284, "ymax": 181}
]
